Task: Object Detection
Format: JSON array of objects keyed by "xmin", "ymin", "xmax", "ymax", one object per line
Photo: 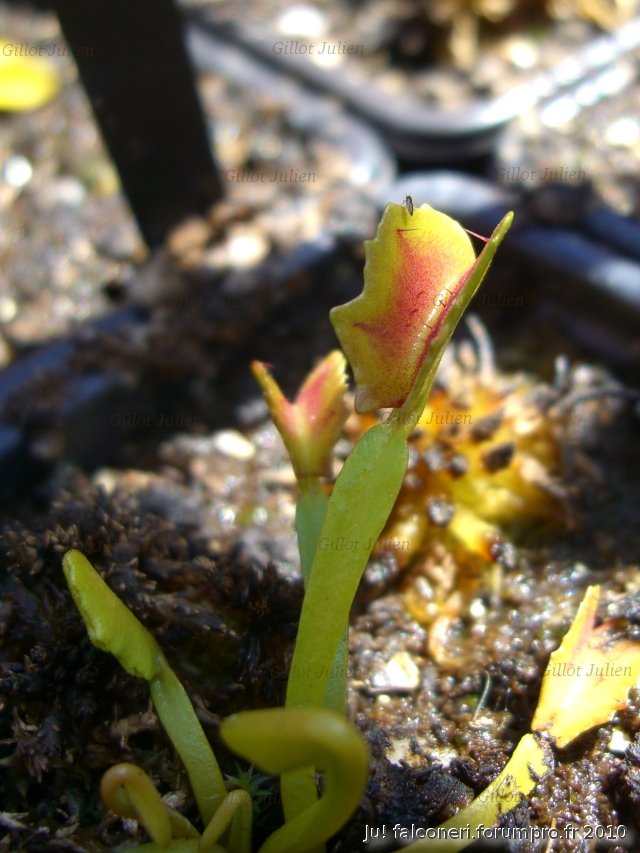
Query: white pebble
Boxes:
[
  {"xmin": 3, "ymin": 155, "xmax": 33, "ymax": 188},
  {"xmin": 0, "ymin": 297, "xmax": 17, "ymax": 322},
  {"xmin": 608, "ymin": 727, "xmax": 631, "ymax": 755},
  {"xmin": 605, "ymin": 118, "xmax": 640, "ymax": 148},
  {"xmin": 213, "ymin": 429, "xmax": 255, "ymax": 461},
  {"xmin": 372, "ymin": 651, "xmax": 420, "ymax": 692},
  {"xmin": 276, "ymin": 5, "xmax": 328, "ymax": 38},
  {"xmin": 40, "ymin": 176, "xmax": 86, "ymax": 207},
  {"xmin": 226, "ymin": 227, "xmax": 269, "ymax": 269}
]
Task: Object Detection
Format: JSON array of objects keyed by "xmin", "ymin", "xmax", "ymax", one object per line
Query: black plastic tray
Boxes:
[
  {"xmin": 192, "ymin": 10, "xmax": 640, "ymax": 162},
  {"xmin": 0, "ymin": 26, "xmax": 396, "ymax": 499}
]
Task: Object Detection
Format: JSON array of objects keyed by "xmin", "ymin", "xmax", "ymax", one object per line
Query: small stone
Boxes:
[
  {"xmin": 605, "ymin": 118, "xmax": 640, "ymax": 149},
  {"xmin": 423, "ymin": 443, "xmax": 445, "ymax": 472},
  {"xmin": 167, "ymin": 217, "xmax": 212, "ymax": 257},
  {"xmin": 3, "ymin": 155, "xmax": 32, "ymax": 188},
  {"xmin": 39, "ymin": 176, "xmax": 86, "ymax": 207},
  {"xmin": 0, "ymin": 297, "xmax": 17, "ymax": 323},
  {"xmin": 503, "ymin": 37, "xmax": 540, "ymax": 70},
  {"xmin": 276, "ymin": 5, "xmax": 328, "ymax": 38},
  {"xmin": 470, "ymin": 409, "xmax": 504, "ymax": 442},
  {"xmin": 482, "ymin": 441, "xmax": 515, "ymax": 473},
  {"xmin": 372, "ymin": 651, "xmax": 421, "ymax": 692},
  {"xmin": 258, "ymin": 465, "xmax": 297, "ymax": 487},
  {"xmin": 426, "ymin": 496, "xmax": 456, "ymax": 527},
  {"xmin": 212, "ymin": 429, "xmax": 255, "ymax": 461},
  {"xmin": 609, "ymin": 727, "xmax": 631, "ymax": 755},
  {"xmin": 490, "ymin": 540, "xmax": 517, "ymax": 569},
  {"xmin": 235, "ymin": 396, "xmax": 269, "ymax": 427},
  {"xmin": 92, "ymin": 468, "xmax": 119, "ymax": 495},
  {"xmin": 446, "ymin": 453, "xmax": 469, "ymax": 478},
  {"xmin": 226, "ymin": 225, "xmax": 270, "ymax": 269},
  {"xmin": 469, "ymin": 598, "xmax": 487, "ymax": 619}
]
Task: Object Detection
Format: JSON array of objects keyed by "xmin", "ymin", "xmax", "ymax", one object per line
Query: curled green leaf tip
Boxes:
[{"xmin": 221, "ymin": 708, "xmax": 369, "ymax": 853}]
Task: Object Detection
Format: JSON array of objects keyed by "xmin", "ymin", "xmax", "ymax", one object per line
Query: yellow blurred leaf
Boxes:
[
  {"xmin": 532, "ymin": 585, "xmax": 640, "ymax": 747},
  {"xmin": 0, "ymin": 40, "xmax": 60, "ymax": 112}
]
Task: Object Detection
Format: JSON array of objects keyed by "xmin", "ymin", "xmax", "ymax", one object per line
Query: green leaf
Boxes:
[
  {"xmin": 221, "ymin": 708, "xmax": 369, "ymax": 853},
  {"xmin": 63, "ymin": 550, "xmax": 160, "ymax": 680},
  {"xmin": 63, "ymin": 550, "xmax": 226, "ymax": 827},
  {"xmin": 286, "ymin": 424, "xmax": 409, "ymax": 712}
]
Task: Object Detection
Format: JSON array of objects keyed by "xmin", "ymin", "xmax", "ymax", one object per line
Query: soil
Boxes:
[{"xmin": 2, "ymin": 243, "xmax": 640, "ymax": 852}]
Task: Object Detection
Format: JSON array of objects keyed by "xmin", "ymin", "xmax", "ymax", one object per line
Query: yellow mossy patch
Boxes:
[
  {"xmin": 532, "ymin": 585, "xmax": 640, "ymax": 747},
  {"xmin": 0, "ymin": 40, "xmax": 60, "ymax": 111}
]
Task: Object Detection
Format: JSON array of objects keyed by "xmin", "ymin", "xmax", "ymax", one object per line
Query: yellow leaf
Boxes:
[
  {"xmin": 532, "ymin": 585, "xmax": 640, "ymax": 747},
  {"xmin": 0, "ymin": 40, "xmax": 60, "ymax": 112}
]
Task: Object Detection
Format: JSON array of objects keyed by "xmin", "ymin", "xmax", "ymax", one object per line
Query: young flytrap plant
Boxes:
[
  {"xmin": 63, "ymin": 201, "xmax": 524, "ymax": 851},
  {"xmin": 253, "ymin": 200, "xmax": 512, "ymax": 831},
  {"xmin": 62, "ymin": 549, "xmax": 369, "ymax": 853}
]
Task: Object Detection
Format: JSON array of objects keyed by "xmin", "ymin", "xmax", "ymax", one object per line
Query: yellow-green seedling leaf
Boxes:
[
  {"xmin": 402, "ymin": 734, "xmax": 553, "ymax": 852},
  {"xmin": 221, "ymin": 708, "xmax": 369, "ymax": 853},
  {"xmin": 286, "ymin": 423, "xmax": 408, "ymax": 712},
  {"xmin": 331, "ymin": 204, "xmax": 513, "ymax": 414},
  {"xmin": 199, "ymin": 789, "xmax": 252, "ymax": 853},
  {"xmin": 0, "ymin": 40, "xmax": 60, "ymax": 111},
  {"xmin": 64, "ymin": 550, "xmax": 226, "ymax": 826},
  {"xmin": 531, "ymin": 585, "xmax": 640, "ymax": 747},
  {"xmin": 63, "ymin": 549, "xmax": 161, "ymax": 680},
  {"xmin": 252, "ymin": 351, "xmax": 349, "ymax": 478},
  {"xmin": 101, "ymin": 763, "xmax": 173, "ymax": 849},
  {"xmin": 150, "ymin": 658, "xmax": 227, "ymax": 827}
]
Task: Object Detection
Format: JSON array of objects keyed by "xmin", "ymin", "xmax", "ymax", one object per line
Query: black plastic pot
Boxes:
[
  {"xmin": 191, "ymin": 10, "xmax": 640, "ymax": 162},
  {"xmin": 0, "ymin": 24, "xmax": 396, "ymax": 499},
  {"xmin": 186, "ymin": 24, "xmax": 396, "ymax": 199}
]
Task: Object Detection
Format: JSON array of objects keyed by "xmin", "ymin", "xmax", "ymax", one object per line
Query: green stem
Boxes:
[
  {"xmin": 296, "ymin": 478, "xmax": 349, "ymax": 714},
  {"xmin": 150, "ymin": 654, "xmax": 227, "ymax": 827},
  {"xmin": 296, "ymin": 478, "xmax": 329, "ymax": 587}
]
